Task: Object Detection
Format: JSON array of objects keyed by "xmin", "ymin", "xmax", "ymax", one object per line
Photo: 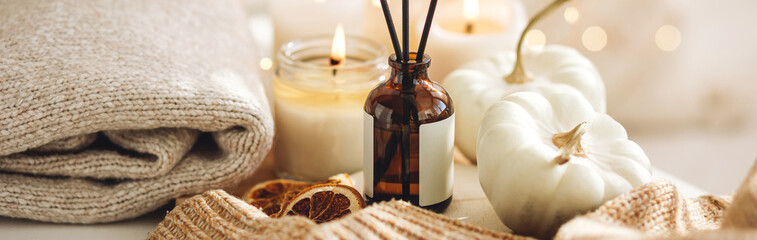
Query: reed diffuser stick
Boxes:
[
  {"xmin": 416, "ymin": 0, "xmax": 438, "ymax": 62},
  {"xmin": 402, "ymin": 0, "xmax": 409, "ymax": 61},
  {"xmin": 379, "ymin": 0, "xmax": 403, "ymax": 61},
  {"xmin": 399, "ymin": 0, "xmax": 412, "ymax": 202}
]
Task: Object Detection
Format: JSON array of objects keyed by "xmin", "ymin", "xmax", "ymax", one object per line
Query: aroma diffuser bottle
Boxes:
[{"xmin": 363, "ymin": 52, "xmax": 454, "ymax": 212}]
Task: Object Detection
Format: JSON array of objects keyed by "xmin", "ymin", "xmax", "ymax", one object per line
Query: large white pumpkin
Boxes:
[
  {"xmin": 444, "ymin": 45, "xmax": 606, "ymax": 161},
  {"xmin": 476, "ymin": 91, "xmax": 650, "ymax": 239}
]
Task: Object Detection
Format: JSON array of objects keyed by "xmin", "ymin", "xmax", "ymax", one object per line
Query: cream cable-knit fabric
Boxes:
[
  {"xmin": 150, "ymin": 190, "xmax": 528, "ymax": 240},
  {"xmin": 0, "ymin": 0, "xmax": 273, "ymax": 223},
  {"xmin": 554, "ymin": 181, "xmax": 731, "ymax": 239},
  {"xmin": 151, "ymin": 162, "xmax": 757, "ymax": 239},
  {"xmin": 554, "ymin": 159, "xmax": 757, "ymax": 240},
  {"xmin": 722, "ymin": 159, "xmax": 757, "ymax": 229}
]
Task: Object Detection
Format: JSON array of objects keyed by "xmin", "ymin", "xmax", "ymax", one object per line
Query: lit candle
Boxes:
[
  {"xmin": 270, "ymin": 0, "xmax": 365, "ymax": 54},
  {"xmin": 417, "ymin": 0, "xmax": 527, "ymax": 81},
  {"xmin": 274, "ymin": 26, "xmax": 387, "ymax": 181},
  {"xmin": 463, "ymin": 0, "xmax": 479, "ymax": 34}
]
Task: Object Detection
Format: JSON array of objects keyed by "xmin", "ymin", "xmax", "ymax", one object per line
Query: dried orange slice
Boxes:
[
  {"xmin": 245, "ymin": 179, "xmax": 314, "ymax": 216},
  {"xmin": 280, "ymin": 184, "xmax": 365, "ymax": 223},
  {"xmin": 244, "ymin": 174, "xmax": 355, "ymax": 217}
]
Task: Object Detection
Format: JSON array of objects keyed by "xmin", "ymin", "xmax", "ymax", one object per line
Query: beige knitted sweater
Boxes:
[
  {"xmin": 152, "ymin": 159, "xmax": 757, "ymax": 239},
  {"xmin": 0, "ymin": 0, "xmax": 273, "ymax": 223},
  {"xmin": 151, "ymin": 190, "xmax": 528, "ymax": 240}
]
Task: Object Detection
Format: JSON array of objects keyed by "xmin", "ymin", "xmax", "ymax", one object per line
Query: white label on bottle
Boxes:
[
  {"xmin": 363, "ymin": 112, "xmax": 374, "ymax": 198},
  {"xmin": 419, "ymin": 113, "xmax": 455, "ymax": 206}
]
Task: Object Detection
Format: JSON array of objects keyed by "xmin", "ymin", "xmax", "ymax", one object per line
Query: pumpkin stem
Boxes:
[
  {"xmin": 505, "ymin": 0, "xmax": 570, "ymax": 84},
  {"xmin": 552, "ymin": 122, "xmax": 588, "ymax": 165}
]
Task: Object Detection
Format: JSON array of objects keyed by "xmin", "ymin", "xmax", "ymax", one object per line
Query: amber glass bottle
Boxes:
[{"xmin": 363, "ymin": 52, "xmax": 454, "ymax": 213}]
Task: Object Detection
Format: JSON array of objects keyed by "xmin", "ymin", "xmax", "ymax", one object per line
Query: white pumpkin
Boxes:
[
  {"xmin": 444, "ymin": 45, "xmax": 605, "ymax": 161},
  {"xmin": 476, "ymin": 91, "xmax": 651, "ymax": 239}
]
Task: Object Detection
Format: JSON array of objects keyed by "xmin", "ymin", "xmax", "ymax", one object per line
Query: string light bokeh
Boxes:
[
  {"xmin": 563, "ymin": 6, "xmax": 579, "ymax": 24},
  {"xmin": 525, "ymin": 29, "xmax": 546, "ymax": 50},
  {"xmin": 655, "ymin": 25, "xmax": 682, "ymax": 51},
  {"xmin": 581, "ymin": 26, "xmax": 606, "ymax": 51}
]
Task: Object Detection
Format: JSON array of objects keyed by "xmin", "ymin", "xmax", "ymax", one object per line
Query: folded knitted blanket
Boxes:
[{"xmin": 0, "ymin": 0, "xmax": 273, "ymax": 223}]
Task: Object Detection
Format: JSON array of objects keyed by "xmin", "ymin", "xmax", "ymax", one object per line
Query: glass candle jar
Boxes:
[{"xmin": 274, "ymin": 35, "xmax": 387, "ymax": 181}]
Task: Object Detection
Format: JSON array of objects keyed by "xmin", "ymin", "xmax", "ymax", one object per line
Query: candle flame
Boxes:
[
  {"xmin": 330, "ymin": 24, "xmax": 346, "ymax": 66},
  {"xmin": 463, "ymin": 0, "xmax": 479, "ymax": 33}
]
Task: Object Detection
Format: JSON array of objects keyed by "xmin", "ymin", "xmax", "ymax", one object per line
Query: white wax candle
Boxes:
[
  {"xmin": 274, "ymin": 36, "xmax": 386, "ymax": 181},
  {"xmin": 270, "ymin": 0, "xmax": 365, "ymax": 53},
  {"xmin": 274, "ymin": 75, "xmax": 374, "ymax": 181},
  {"xmin": 416, "ymin": 0, "xmax": 527, "ymax": 81}
]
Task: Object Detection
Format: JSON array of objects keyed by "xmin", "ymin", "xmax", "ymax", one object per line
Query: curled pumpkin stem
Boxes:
[
  {"xmin": 505, "ymin": 0, "xmax": 570, "ymax": 84},
  {"xmin": 552, "ymin": 122, "xmax": 588, "ymax": 165}
]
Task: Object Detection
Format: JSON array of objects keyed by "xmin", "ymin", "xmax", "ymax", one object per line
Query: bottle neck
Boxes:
[
  {"xmin": 388, "ymin": 52, "xmax": 431, "ymax": 86},
  {"xmin": 389, "ymin": 66, "xmax": 429, "ymax": 84}
]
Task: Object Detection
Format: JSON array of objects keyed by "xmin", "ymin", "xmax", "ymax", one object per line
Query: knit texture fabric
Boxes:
[
  {"xmin": 555, "ymin": 159, "xmax": 757, "ymax": 240},
  {"xmin": 0, "ymin": 0, "xmax": 273, "ymax": 223},
  {"xmin": 554, "ymin": 181, "xmax": 731, "ymax": 240},
  {"xmin": 151, "ymin": 159, "xmax": 757, "ymax": 239},
  {"xmin": 150, "ymin": 190, "xmax": 529, "ymax": 240}
]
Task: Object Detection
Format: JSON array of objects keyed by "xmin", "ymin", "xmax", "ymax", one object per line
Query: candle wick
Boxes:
[
  {"xmin": 330, "ymin": 57, "xmax": 341, "ymax": 66},
  {"xmin": 330, "ymin": 57, "xmax": 342, "ymax": 76},
  {"xmin": 465, "ymin": 21, "xmax": 474, "ymax": 34}
]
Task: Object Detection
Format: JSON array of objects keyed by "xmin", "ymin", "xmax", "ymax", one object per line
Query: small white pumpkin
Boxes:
[
  {"xmin": 443, "ymin": 0, "xmax": 605, "ymax": 162},
  {"xmin": 477, "ymin": 91, "xmax": 651, "ymax": 239},
  {"xmin": 444, "ymin": 46, "xmax": 605, "ymax": 161}
]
